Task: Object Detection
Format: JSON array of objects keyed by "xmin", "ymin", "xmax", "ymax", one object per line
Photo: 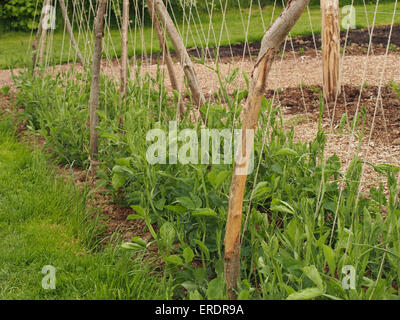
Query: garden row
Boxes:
[{"xmin": 10, "ymin": 63, "xmax": 400, "ymax": 299}]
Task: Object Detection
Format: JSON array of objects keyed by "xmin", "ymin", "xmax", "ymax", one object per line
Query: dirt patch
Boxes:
[
  {"xmin": 0, "ymin": 93, "xmax": 148, "ymax": 243},
  {"xmin": 89, "ymin": 191, "xmax": 149, "ymax": 242},
  {"xmin": 267, "ymin": 84, "xmax": 400, "ymax": 144}
]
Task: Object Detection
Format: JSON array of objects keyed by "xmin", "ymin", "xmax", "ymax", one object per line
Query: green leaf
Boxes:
[
  {"xmin": 274, "ymin": 148, "xmax": 298, "ymax": 157},
  {"xmin": 215, "ymin": 171, "xmax": 231, "ymax": 189},
  {"xmin": 126, "ymin": 214, "xmax": 144, "ymax": 221},
  {"xmin": 195, "ymin": 240, "xmax": 210, "ymax": 261},
  {"xmin": 164, "ymin": 204, "xmax": 187, "ymax": 215},
  {"xmin": 130, "ymin": 205, "xmax": 146, "ymax": 217},
  {"xmin": 251, "ymin": 181, "xmax": 271, "ymax": 201},
  {"xmin": 192, "ymin": 208, "xmax": 217, "ymax": 217},
  {"xmin": 302, "ymin": 266, "xmax": 324, "ymax": 291},
  {"xmin": 183, "ymin": 247, "xmax": 195, "ymax": 264},
  {"xmin": 121, "ymin": 242, "xmax": 144, "ymax": 251},
  {"xmin": 112, "ymin": 165, "xmax": 133, "ymax": 175},
  {"xmin": 176, "ymin": 197, "xmax": 196, "ymax": 210},
  {"xmin": 238, "ymin": 290, "xmax": 250, "ymax": 300},
  {"xmin": 131, "ymin": 236, "xmax": 147, "ymax": 247},
  {"xmin": 155, "ymin": 198, "xmax": 166, "ymax": 211},
  {"xmin": 112, "ymin": 173, "xmax": 126, "ymax": 190},
  {"xmin": 322, "ymin": 245, "xmax": 336, "ymax": 276},
  {"xmin": 164, "ymin": 255, "xmax": 183, "ymax": 266},
  {"xmin": 270, "ymin": 199, "xmax": 295, "ymax": 215},
  {"xmin": 286, "ymin": 288, "xmax": 324, "ymax": 300},
  {"xmin": 189, "ymin": 290, "xmax": 203, "ymax": 300},
  {"xmin": 115, "ymin": 157, "xmax": 132, "ymax": 167},
  {"xmin": 206, "ymin": 276, "xmax": 225, "ymax": 300},
  {"xmin": 372, "ymin": 163, "xmax": 400, "ymax": 175},
  {"xmin": 159, "ymin": 222, "xmax": 176, "ymax": 250},
  {"xmin": 181, "ymin": 281, "xmax": 197, "ymax": 292}
]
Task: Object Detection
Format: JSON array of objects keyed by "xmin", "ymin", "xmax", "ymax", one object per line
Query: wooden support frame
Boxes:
[
  {"xmin": 32, "ymin": 0, "xmax": 47, "ymax": 71},
  {"xmin": 224, "ymin": 0, "xmax": 311, "ymax": 300},
  {"xmin": 147, "ymin": 0, "xmax": 185, "ymax": 119},
  {"xmin": 89, "ymin": 0, "xmax": 107, "ymax": 167},
  {"xmin": 321, "ymin": 0, "xmax": 341, "ymax": 101},
  {"xmin": 152, "ymin": 0, "xmax": 206, "ymax": 109},
  {"xmin": 120, "ymin": 0, "xmax": 129, "ymax": 101},
  {"xmin": 58, "ymin": 0, "xmax": 85, "ymax": 67}
]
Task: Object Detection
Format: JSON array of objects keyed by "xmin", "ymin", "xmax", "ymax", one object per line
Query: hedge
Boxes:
[{"xmin": 0, "ymin": 0, "xmax": 392, "ymax": 32}]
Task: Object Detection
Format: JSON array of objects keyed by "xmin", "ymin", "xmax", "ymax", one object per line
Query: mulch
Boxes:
[{"xmin": 266, "ymin": 84, "xmax": 400, "ymax": 144}]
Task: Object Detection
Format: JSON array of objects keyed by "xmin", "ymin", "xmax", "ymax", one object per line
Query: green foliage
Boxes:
[
  {"xmin": 0, "ymin": 123, "xmax": 168, "ymax": 299},
  {"xmin": 0, "ymin": 0, "xmax": 41, "ymax": 31},
  {"xmin": 12, "ymin": 60, "xmax": 400, "ymax": 300}
]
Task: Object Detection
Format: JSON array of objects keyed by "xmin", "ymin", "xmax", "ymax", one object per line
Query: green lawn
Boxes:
[
  {"xmin": 0, "ymin": 117, "xmax": 168, "ymax": 300},
  {"xmin": 0, "ymin": 2, "xmax": 398, "ymax": 69}
]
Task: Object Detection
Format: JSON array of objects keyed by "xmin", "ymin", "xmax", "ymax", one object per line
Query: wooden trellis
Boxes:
[{"xmin": 32, "ymin": 0, "xmax": 345, "ymax": 300}]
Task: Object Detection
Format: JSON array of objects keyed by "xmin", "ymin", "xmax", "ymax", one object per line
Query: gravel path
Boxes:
[
  {"xmin": 2, "ymin": 53, "xmax": 399, "ymax": 93},
  {"xmin": 288, "ymin": 117, "xmax": 400, "ymax": 194},
  {"xmin": 132, "ymin": 53, "xmax": 400, "ymax": 94}
]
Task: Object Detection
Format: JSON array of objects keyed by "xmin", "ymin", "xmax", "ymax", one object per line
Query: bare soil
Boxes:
[{"xmin": 267, "ymin": 84, "xmax": 400, "ymax": 144}]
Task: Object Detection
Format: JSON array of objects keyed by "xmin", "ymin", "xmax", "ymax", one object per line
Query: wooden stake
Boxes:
[
  {"xmin": 147, "ymin": 0, "xmax": 185, "ymax": 118},
  {"xmin": 89, "ymin": 0, "xmax": 107, "ymax": 167},
  {"xmin": 224, "ymin": 0, "xmax": 311, "ymax": 300},
  {"xmin": 58, "ymin": 0, "xmax": 85, "ymax": 66},
  {"xmin": 39, "ymin": 0, "xmax": 51, "ymax": 66},
  {"xmin": 120, "ymin": 0, "xmax": 129, "ymax": 101},
  {"xmin": 321, "ymin": 0, "xmax": 341, "ymax": 101},
  {"xmin": 32, "ymin": 0, "xmax": 47, "ymax": 71},
  {"xmin": 153, "ymin": 0, "xmax": 205, "ymax": 108}
]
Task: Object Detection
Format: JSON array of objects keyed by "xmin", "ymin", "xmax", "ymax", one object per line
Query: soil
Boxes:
[
  {"xmin": 0, "ymin": 93, "xmax": 149, "ymax": 242},
  {"xmin": 266, "ymin": 84, "xmax": 400, "ymax": 144}
]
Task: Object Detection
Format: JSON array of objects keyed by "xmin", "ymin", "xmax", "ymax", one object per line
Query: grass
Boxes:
[
  {"xmin": 0, "ymin": 117, "xmax": 168, "ymax": 300},
  {"xmin": 0, "ymin": 2, "xmax": 399, "ymax": 69}
]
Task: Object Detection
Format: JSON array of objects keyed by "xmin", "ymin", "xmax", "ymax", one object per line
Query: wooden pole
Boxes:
[
  {"xmin": 89, "ymin": 0, "xmax": 107, "ymax": 167},
  {"xmin": 153, "ymin": 0, "xmax": 205, "ymax": 108},
  {"xmin": 58, "ymin": 0, "xmax": 85, "ymax": 66},
  {"xmin": 32, "ymin": 0, "xmax": 47, "ymax": 71},
  {"xmin": 39, "ymin": 0, "xmax": 51, "ymax": 66},
  {"xmin": 321, "ymin": 0, "xmax": 341, "ymax": 101},
  {"xmin": 147, "ymin": 0, "xmax": 185, "ymax": 118},
  {"xmin": 224, "ymin": 0, "xmax": 311, "ymax": 300},
  {"xmin": 120, "ymin": 0, "xmax": 129, "ymax": 100}
]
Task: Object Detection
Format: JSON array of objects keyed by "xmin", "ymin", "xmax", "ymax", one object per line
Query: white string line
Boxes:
[
  {"xmin": 59, "ymin": 0, "xmax": 68, "ymax": 66},
  {"xmin": 193, "ymin": 2, "xmax": 213, "ymax": 60},
  {"xmin": 258, "ymin": 0, "xmax": 266, "ymax": 31},
  {"xmin": 362, "ymin": 0, "xmax": 372, "ymax": 53},
  {"xmin": 45, "ymin": 0, "xmax": 57, "ymax": 70},
  {"xmin": 236, "ymin": 0, "xmax": 252, "ymax": 63},
  {"xmin": 27, "ymin": 0, "xmax": 41, "ymax": 64},
  {"xmin": 242, "ymin": 0, "xmax": 308, "ymax": 241},
  {"xmin": 180, "ymin": 2, "xmax": 203, "ymax": 60},
  {"xmin": 350, "ymin": 0, "xmax": 398, "ymax": 270},
  {"xmin": 330, "ymin": 0, "xmax": 381, "ymax": 250}
]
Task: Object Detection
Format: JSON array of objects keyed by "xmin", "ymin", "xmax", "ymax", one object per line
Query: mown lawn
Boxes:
[
  {"xmin": 0, "ymin": 117, "xmax": 168, "ymax": 300},
  {"xmin": 0, "ymin": 2, "xmax": 398, "ymax": 69}
]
